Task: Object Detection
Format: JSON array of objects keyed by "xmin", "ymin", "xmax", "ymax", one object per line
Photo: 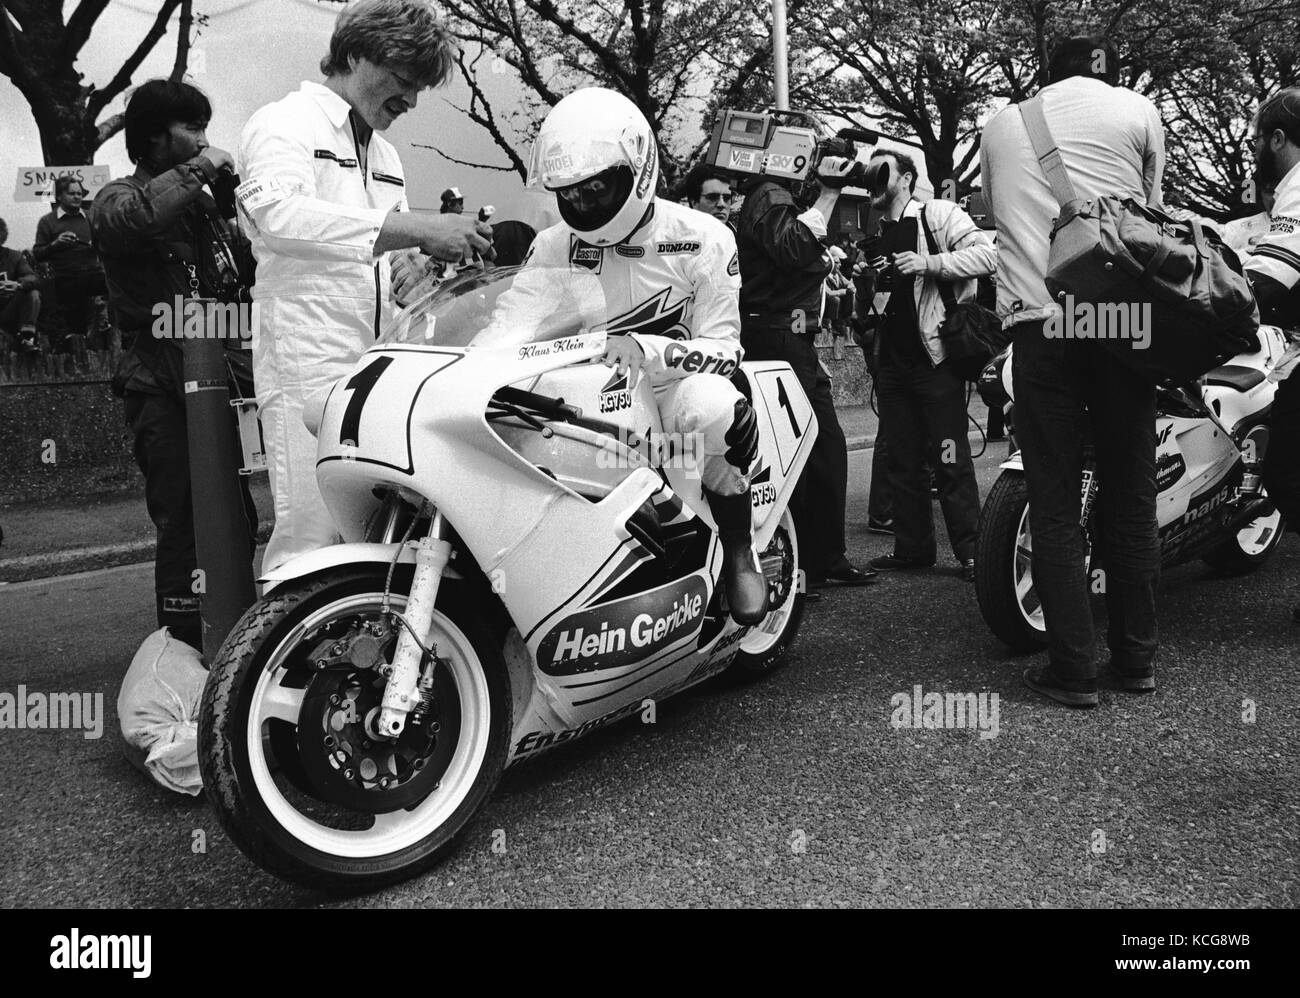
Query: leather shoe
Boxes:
[
  {"xmin": 1023, "ymin": 666, "xmax": 1098, "ymax": 708},
  {"xmin": 866, "ymin": 517, "xmax": 895, "ymax": 535},
  {"xmin": 817, "ymin": 562, "xmax": 877, "ymax": 587},
  {"xmin": 869, "ymin": 553, "xmax": 935, "ymax": 571},
  {"xmin": 961, "ymin": 558, "xmax": 976, "ymax": 582}
]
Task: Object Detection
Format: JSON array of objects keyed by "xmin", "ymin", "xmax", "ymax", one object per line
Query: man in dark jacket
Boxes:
[
  {"xmin": 34, "ymin": 175, "xmax": 108, "ymax": 347},
  {"xmin": 0, "ymin": 218, "xmax": 41, "ymax": 353},
  {"xmin": 735, "ymin": 169, "xmax": 876, "ymax": 590},
  {"xmin": 90, "ymin": 79, "xmax": 256, "ymax": 651}
]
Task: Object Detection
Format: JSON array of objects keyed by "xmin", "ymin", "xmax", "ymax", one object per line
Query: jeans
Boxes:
[
  {"xmin": 0, "ymin": 287, "xmax": 40, "ymax": 333},
  {"xmin": 876, "ymin": 357, "xmax": 980, "ymax": 562},
  {"xmin": 741, "ymin": 318, "xmax": 849, "ymax": 578},
  {"xmin": 1012, "ymin": 320, "xmax": 1159, "ymax": 681}
]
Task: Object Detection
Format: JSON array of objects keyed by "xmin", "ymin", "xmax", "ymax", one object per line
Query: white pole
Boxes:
[{"xmin": 772, "ymin": 0, "xmax": 790, "ymax": 111}]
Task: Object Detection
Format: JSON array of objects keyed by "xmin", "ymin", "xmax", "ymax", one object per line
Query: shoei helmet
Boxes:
[{"xmin": 528, "ymin": 87, "xmax": 659, "ymax": 246}]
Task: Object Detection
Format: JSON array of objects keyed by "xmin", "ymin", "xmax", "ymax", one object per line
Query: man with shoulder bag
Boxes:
[{"xmin": 980, "ymin": 34, "xmax": 1171, "ymax": 706}]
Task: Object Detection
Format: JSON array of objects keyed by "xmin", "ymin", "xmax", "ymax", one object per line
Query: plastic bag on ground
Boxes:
[{"xmin": 117, "ymin": 627, "xmax": 207, "ymax": 796}]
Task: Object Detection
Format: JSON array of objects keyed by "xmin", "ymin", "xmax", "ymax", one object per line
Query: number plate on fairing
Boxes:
[{"xmin": 316, "ymin": 348, "xmax": 462, "ymax": 475}]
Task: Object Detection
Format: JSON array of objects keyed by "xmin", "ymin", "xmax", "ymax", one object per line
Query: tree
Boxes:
[
  {"xmin": 800, "ymin": 0, "xmax": 1010, "ymax": 197},
  {"xmin": 434, "ymin": 0, "xmax": 816, "ymax": 187},
  {"xmin": 0, "ymin": 0, "xmax": 199, "ymax": 165}
]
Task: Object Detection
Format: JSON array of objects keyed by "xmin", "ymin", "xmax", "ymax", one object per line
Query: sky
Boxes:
[{"xmin": 0, "ymin": 0, "xmax": 931, "ymax": 248}]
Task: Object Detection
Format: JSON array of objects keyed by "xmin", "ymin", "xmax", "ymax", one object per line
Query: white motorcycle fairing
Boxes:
[{"xmin": 278, "ymin": 282, "xmax": 815, "ymax": 764}]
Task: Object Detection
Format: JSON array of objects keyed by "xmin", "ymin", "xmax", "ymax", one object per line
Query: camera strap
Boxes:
[{"xmin": 919, "ymin": 206, "xmax": 958, "ymax": 312}]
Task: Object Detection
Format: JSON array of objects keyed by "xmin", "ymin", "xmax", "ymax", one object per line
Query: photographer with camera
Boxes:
[
  {"xmin": 90, "ymin": 80, "xmax": 258, "ymax": 651},
  {"xmin": 860, "ymin": 151, "xmax": 994, "ymax": 582},
  {"xmin": 734, "ymin": 136, "xmax": 876, "ymax": 591}
]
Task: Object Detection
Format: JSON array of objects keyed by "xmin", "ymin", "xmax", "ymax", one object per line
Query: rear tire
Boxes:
[
  {"xmin": 728, "ymin": 508, "xmax": 805, "ymax": 678},
  {"xmin": 199, "ymin": 568, "xmax": 511, "ymax": 892}
]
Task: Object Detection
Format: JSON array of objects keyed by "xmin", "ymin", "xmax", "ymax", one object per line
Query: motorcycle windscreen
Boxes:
[{"xmin": 378, "ymin": 264, "xmax": 609, "ymax": 350}]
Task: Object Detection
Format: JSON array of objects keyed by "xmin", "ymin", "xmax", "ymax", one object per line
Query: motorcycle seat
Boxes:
[{"xmin": 1204, "ymin": 364, "xmax": 1265, "ymax": 392}]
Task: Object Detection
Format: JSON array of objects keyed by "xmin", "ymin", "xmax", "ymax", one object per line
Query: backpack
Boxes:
[{"xmin": 1017, "ymin": 96, "xmax": 1259, "ymax": 386}]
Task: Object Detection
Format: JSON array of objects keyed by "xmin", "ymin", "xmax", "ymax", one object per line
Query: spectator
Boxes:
[
  {"xmin": 862, "ymin": 149, "xmax": 994, "ymax": 582},
  {"xmin": 735, "ymin": 160, "xmax": 877, "ymax": 591},
  {"xmin": 33, "ymin": 175, "xmax": 107, "ymax": 348},
  {"xmin": 683, "ymin": 165, "xmax": 736, "ymax": 226},
  {"xmin": 238, "ymin": 0, "xmax": 492, "ymax": 575},
  {"xmin": 1221, "ymin": 181, "xmax": 1277, "ymax": 256},
  {"xmin": 490, "ymin": 219, "xmax": 537, "ymax": 267},
  {"xmin": 0, "ymin": 218, "xmax": 41, "ymax": 353},
  {"xmin": 981, "ymin": 33, "xmax": 1166, "ymax": 707},
  {"xmin": 440, "ymin": 186, "xmax": 465, "ymax": 214},
  {"xmin": 851, "ymin": 239, "xmax": 895, "ymax": 534},
  {"xmin": 1242, "ymin": 87, "xmax": 1300, "ymax": 622},
  {"xmin": 89, "ymin": 79, "xmax": 258, "ymax": 652}
]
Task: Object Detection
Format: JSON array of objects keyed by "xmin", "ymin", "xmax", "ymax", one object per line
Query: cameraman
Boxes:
[
  {"xmin": 90, "ymin": 80, "xmax": 257, "ymax": 651},
  {"xmin": 735, "ymin": 155, "xmax": 876, "ymax": 590},
  {"xmin": 862, "ymin": 151, "xmax": 994, "ymax": 581}
]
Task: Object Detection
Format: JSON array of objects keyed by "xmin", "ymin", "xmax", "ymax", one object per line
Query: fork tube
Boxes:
[{"xmin": 377, "ymin": 511, "xmax": 451, "ymax": 738}]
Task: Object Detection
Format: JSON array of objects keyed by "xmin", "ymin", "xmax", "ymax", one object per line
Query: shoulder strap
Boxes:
[
  {"xmin": 919, "ymin": 207, "xmax": 957, "ymax": 310},
  {"xmin": 1017, "ymin": 96, "xmax": 1078, "ymax": 208}
]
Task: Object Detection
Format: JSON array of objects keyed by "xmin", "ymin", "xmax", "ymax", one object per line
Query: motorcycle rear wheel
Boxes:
[
  {"xmin": 198, "ymin": 568, "xmax": 511, "ymax": 892},
  {"xmin": 729, "ymin": 507, "xmax": 805, "ymax": 677}
]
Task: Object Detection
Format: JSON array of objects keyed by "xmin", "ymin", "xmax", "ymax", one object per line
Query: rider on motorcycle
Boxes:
[{"xmin": 472, "ymin": 87, "xmax": 767, "ymax": 626}]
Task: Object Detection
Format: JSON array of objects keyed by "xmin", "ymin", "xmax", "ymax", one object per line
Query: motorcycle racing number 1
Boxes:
[
  {"xmin": 339, "ymin": 356, "xmax": 394, "ymax": 447},
  {"xmin": 326, "ymin": 350, "xmax": 461, "ymax": 473},
  {"xmin": 751, "ymin": 369, "xmax": 812, "ymax": 476}
]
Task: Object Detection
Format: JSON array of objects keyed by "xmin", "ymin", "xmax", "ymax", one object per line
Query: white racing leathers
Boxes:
[
  {"xmin": 482, "ymin": 200, "xmax": 754, "ymax": 496},
  {"xmin": 237, "ymin": 82, "xmax": 407, "ymax": 574}
]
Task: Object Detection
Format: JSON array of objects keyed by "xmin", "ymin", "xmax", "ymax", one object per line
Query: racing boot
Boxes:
[{"xmin": 706, "ymin": 488, "xmax": 768, "ymax": 626}]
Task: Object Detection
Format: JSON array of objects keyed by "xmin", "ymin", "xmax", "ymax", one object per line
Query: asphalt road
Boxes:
[{"xmin": 2, "ymin": 446, "xmax": 1298, "ymax": 908}]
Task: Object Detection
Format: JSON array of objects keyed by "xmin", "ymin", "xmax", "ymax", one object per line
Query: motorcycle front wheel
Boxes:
[{"xmin": 198, "ymin": 568, "xmax": 511, "ymax": 892}]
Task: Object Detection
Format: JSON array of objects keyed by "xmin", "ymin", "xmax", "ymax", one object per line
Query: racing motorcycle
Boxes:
[
  {"xmin": 974, "ymin": 325, "xmax": 1291, "ymax": 652},
  {"xmin": 198, "ymin": 267, "xmax": 815, "ymax": 890}
]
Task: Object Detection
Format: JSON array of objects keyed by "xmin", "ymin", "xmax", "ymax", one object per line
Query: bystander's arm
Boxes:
[{"xmin": 90, "ymin": 156, "xmax": 217, "ymax": 252}]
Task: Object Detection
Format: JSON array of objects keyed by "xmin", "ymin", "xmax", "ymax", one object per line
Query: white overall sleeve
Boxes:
[{"xmin": 236, "ymin": 106, "xmax": 389, "ymax": 264}]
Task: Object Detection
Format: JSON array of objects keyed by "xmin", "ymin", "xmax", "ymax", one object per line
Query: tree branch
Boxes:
[{"xmin": 87, "ymin": 0, "xmax": 182, "ymax": 119}]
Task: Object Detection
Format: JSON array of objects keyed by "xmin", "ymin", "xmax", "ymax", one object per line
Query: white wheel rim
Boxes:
[
  {"xmin": 741, "ymin": 509, "xmax": 799, "ymax": 656},
  {"xmin": 1013, "ymin": 503, "xmax": 1046, "ymax": 634},
  {"xmin": 1234, "ymin": 507, "xmax": 1283, "ymax": 557},
  {"xmin": 246, "ymin": 592, "xmax": 492, "ymax": 860},
  {"xmin": 1014, "ymin": 500, "xmax": 1091, "ymax": 638}
]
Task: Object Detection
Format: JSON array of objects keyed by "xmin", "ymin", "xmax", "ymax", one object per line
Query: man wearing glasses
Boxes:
[
  {"xmin": 683, "ymin": 165, "xmax": 737, "ymax": 227},
  {"xmin": 1244, "ymin": 87, "xmax": 1300, "ymax": 622}
]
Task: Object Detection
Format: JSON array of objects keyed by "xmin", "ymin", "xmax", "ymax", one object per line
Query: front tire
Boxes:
[
  {"xmin": 198, "ymin": 568, "xmax": 511, "ymax": 892},
  {"xmin": 975, "ymin": 473, "xmax": 1052, "ymax": 652}
]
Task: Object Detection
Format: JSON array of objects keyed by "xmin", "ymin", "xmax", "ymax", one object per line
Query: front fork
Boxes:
[{"xmin": 377, "ymin": 511, "xmax": 452, "ymax": 738}]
